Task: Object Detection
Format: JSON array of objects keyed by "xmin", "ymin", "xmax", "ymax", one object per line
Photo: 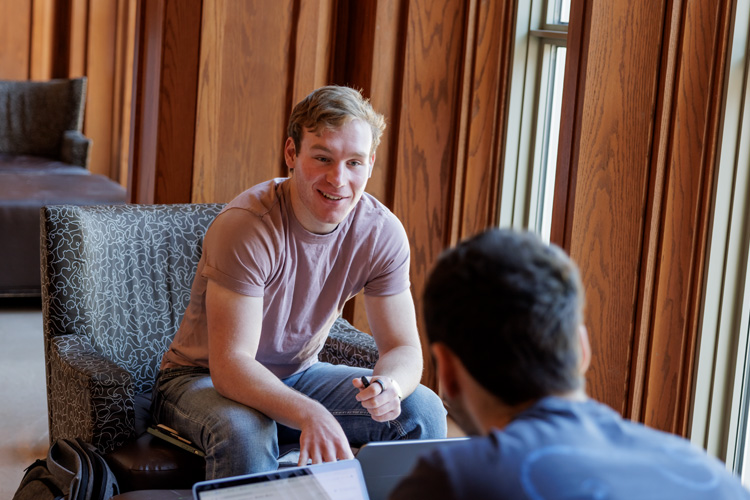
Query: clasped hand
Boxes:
[{"xmin": 353, "ymin": 375, "xmax": 402, "ymax": 422}]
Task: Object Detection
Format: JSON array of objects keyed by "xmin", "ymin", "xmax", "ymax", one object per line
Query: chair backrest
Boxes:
[
  {"xmin": 41, "ymin": 203, "xmax": 224, "ymax": 394},
  {"xmin": 0, "ymin": 78, "xmax": 86, "ymax": 158}
]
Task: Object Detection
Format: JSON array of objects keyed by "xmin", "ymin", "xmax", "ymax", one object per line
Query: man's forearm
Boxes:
[{"xmin": 212, "ymin": 354, "xmax": 326, "ymax": 430}]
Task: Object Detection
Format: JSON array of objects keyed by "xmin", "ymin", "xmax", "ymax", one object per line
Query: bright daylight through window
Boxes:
[{"xmin": 499, "ymin": 0, "xmax": 569, "ymax": 242}]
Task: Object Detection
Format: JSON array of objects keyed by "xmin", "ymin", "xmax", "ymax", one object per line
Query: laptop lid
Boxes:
[
  {"xmin": 355, "ymin": 438, "xmax": 470, "ymax": 500},
  {"xmin": 193, "ymin": 459, "xmax": 370, "ymax": 500}
]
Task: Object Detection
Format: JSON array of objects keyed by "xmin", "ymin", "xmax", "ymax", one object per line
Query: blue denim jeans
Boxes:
[{"xmin": 151, "ymin": 362, "xmax": 447, "ymax": 480}]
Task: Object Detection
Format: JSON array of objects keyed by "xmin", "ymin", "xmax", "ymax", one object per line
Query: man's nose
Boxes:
[{"xmin": 327, "ymin": 162, "xmax": 346, "ymax": 187}]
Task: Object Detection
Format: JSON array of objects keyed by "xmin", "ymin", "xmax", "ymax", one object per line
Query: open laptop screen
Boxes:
[{"xmin": 193, "ymin": 460, "xmax": 370, "ymax": 500}]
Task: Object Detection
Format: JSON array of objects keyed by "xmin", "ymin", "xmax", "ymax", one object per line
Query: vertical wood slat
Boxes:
[
  {"xmin": 628, "ymin": 0, "xmax": 683, "ymax": 423},
  {"xmin": 68, "ymin": 0, "xmax": 88, "ymax": 77},
  {"xmin": 0, "ymin": 0, "xmax": 32, "ymax": 79},
  {"xmin": 192, "ymin": 0, "xmax": 298, "ymax": 204},
  {"xmin": 641, "ymin": 0, "xmax": 734, "ymax": 435},
  {"xmin": 559, "ymin": 0, "xmax": 669, "ymax": 415},
  {"xmin": 455, "ymin": 0, "xmax": 515, "ymax": 241},
  {"xmin": 130, "ymin": 0, "xmax": 201, "ymax": 203},
  {"xmin": 85, "ymin": 0, "xmax": 118, "ymax": 178},
  {"xmin": 129, "ymin": 0, "xmax": 165, "ymax": 203},
  {"xmin": 30, "ymin": 0, "xmax": 55, "ymax": 80},
  {"xmin": 393, "ymin": 0, "xmax": 469, "ymax": 389},
  {"xmin": 554, "ymin": 0, "xmax": 735, "ymax": 435},
  {"xmin": 550, "ymin": 0, "xmax": 590, "ymax": 250}
]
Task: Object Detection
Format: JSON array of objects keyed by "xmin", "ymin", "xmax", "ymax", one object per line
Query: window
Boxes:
[
  {"xmin": 690, "ymin": 0, "xmax": 750, "ymax": 483},
  {"xmin": 499, "ymin": 0, "xmax": 570, "ymax": 242}
]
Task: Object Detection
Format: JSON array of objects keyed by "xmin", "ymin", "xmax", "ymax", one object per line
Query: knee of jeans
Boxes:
[
  {"xmin": 400, "ymin": 385, "xmax": 448, "ymax": 439},
  {"xmin": 206, "ymin": 406, "xmax": 277, "ymax": 449}
]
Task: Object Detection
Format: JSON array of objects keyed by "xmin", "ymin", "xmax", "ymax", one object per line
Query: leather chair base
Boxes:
[{"xmin": 105, "ymin": 432, "xmax": 205, "ymax": 493}]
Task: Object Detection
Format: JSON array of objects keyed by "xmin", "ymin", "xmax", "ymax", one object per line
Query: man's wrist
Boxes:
[{"xmin": 380, "ymin": 377, "xmax": 403, "ymax": 400}]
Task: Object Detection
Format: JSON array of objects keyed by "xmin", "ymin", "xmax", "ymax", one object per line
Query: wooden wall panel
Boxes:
[
  {"xmin": 85, "ymin": 1, "xmax": 118, "ymax": 178},
  {"xmin": 393, "ymin": 0, "xmax": 469, "ymax": 388},
  {"xmin": 554, "ymin": 0, "xmax": 735, "ymax": 435},
  {"xmin": 30, "ymin": 0, "xmax": 55, "ymax": 80},
  {"xmin": 0, "ymin": 0, "xmax": 32, "ymax": 79},
  {"xmin": 564, "ymin": 0, "xmax": 666, "ymax": 416},
  {"xmin": 641, "ymin": 0, "xmax": 733, "ymax": 435},
  {"xmin": 192, "ymin": 0, "xmax": 298, "ymax": 203},
  {"xmin": 454, "ymin": 0, "xmax": 514, "ymax": 241},
  {"xmin": 130, "ymin": 0, "xmax": 201, "ymax": 203}
]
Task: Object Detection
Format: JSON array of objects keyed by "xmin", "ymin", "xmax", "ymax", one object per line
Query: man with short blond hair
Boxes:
[{"xmin": 153, "ymin": 86, "xmax": 446, "ymax": 480}]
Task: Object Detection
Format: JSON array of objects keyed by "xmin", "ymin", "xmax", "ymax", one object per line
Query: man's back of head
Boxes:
[{"xmin": 423, "ymin": 228, "xmax": 584, "ymax": 406}]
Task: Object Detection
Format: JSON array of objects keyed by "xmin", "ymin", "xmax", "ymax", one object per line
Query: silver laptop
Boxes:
[
  {"xmin": 193, "ymin": 459, "xmax": 370, "ymax": 500},
  {"xmin": 355, "ymin": 437, "xmax": 470, "ymax": 500}
]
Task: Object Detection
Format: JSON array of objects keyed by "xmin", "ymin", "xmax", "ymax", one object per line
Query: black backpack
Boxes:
[{"xmin": 13, "ymin": 438, "xmax": 119, "ymax": 500}]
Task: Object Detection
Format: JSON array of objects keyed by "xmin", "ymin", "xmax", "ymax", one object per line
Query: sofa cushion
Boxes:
[{"xmin": 0, "ymin": 172, "xmax": 126, "ymax": 295}]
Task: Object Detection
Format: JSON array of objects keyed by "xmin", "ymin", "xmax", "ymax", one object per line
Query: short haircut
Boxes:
[
  {"xmin": 423, "ymin": 229, "xmax": 585, "ymax": 405},
  {"xmin": 287, "ymin": 85, "xmax": 386, "ymax": 156}
]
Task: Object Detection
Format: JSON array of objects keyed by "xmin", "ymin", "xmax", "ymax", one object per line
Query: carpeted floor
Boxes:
[{"xmin": 0, "ymin": 298, "xmax": 48, "ymax": 499}]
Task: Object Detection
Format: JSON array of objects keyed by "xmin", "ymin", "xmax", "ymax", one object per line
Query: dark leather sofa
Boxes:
[{"xmin": 0, "ymin": 77, "xmax": 127, "ymax": 296}]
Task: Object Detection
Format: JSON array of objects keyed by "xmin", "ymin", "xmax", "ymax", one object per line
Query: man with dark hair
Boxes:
[
  {"xmin": 153, "ymin": 86, "xmax": 446, "ymax": 480},
  {"xmin": 391, "ymin": 228, "xmax": 749, "ymax": 499}
]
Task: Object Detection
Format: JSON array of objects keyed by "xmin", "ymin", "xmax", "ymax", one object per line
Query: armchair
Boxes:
[
  {"xmin": 40, "ymin": 203, "xmax": 379, "ymax": 492},
  {"xmin": 1, "ymin": 78, "xmax": 126, "ymax": 296},
  {"xmin": 0, "ymin": 77, "xmax": 90, "ymax": 167}
]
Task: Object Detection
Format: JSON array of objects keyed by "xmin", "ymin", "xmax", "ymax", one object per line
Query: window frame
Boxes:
[
  {"xmin": 499, "ymin": 0, "xmax": 568, "ymax": 242},
  {"xmin": 690, "ymin": 0, "xmax": 750, "ymax": 479}
]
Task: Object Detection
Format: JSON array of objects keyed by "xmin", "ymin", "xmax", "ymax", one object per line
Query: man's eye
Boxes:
[{"xmin": 316, "ymin": 157, "xmax": 330, "ymax": 163}]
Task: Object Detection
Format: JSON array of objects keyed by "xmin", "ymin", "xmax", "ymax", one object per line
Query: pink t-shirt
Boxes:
[{"xmin": 161, "ymin": 179, "xmax": 411, "ymax": 378}]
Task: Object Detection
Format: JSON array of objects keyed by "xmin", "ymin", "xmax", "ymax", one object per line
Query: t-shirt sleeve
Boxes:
[
  {"xmin": 363, "ymin": 211, "xmax": 411, "ymax": 296},
  {"xmin": 200, "ymin": 208, "xmax": 276, "ymax": 297}
]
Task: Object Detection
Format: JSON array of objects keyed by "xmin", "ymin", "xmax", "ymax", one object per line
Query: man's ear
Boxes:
[
  {"xmin": 578, "ymin": 325, "xmax": 591, "ymax": 375},
  {"xmin": 284, "ymin": 137, "xmax": 297, "ymax": 170},
  {"xmin": 432, "ymin": 342, "xmax": 461, "ymax": 399}
]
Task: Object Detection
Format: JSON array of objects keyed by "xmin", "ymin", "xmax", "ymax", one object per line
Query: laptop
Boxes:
[
  {"xmin": 355, "ymin": 437, "xmax": 470, "ymax": 500},
  {"xmin": 192, "ymin": 459, "xmax": 370, "ymax": 500}
]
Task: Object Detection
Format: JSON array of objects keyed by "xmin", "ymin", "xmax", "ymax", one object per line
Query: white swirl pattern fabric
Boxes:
[{"xmin": 41, "ymin": 204, "xmax": 378, "ymax": 454}]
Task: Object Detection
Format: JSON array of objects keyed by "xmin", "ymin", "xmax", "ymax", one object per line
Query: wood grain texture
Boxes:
[
  {"xmin": 30, "ymin": 0, "xmax": 55, "ymax": 80},
  {"xmin": 152, "ymin": 0, "xmax": 201, "ymax": 203},
  {"xmin": 192, "ymin": 0, "xmax": 296, "ymax": 203},
  {"xmin": 0, "ymin": 0, "xmax": 32, "ymax": 79},
  {"xmin": 129, "ymin": 0, "xmax": 201, "ymax": 203},
  {"xmin": 67, "ymin": 0, "xmax": 88, "ymax": 77},
  {"xmin": 454, "ymin": 0, "xmax": 514, "ymax": 241},
  {"xmin": 641, "ymin": 0, "xmax": 732, "ymax": 435},
  {"xmin": 129, "ymin": 0, "xmax": 164, "ymax": 202},
  {"xmin": 393, "ymin": 0, "xmax": 468, "ymax": 388},
  {"xmin": 564, "ymin": 0, "xmax": 667, "ymax": 415},
  {"xmin": 85, "ymin": 0, "xmax": 118, "ymax": 178}
]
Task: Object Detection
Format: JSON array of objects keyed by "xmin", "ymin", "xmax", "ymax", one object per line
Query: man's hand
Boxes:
[
  {"xmin": 353, "ymin": 376, "xmax": 402, "ymax": 422},
  {"xmin": 298, "ymin": 404, "xmax": 354, "ymax": 466}
]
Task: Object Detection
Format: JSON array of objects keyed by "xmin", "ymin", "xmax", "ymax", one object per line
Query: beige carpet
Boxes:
[{"xmin": 0, "ymin": 298, "xmax": 48, "ymax": 499}]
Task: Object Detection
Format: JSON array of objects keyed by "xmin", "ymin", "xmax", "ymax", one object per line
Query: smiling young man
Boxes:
[{"xmin": 152, "ymin": 86, "xmax": 446, "ymax": 480}]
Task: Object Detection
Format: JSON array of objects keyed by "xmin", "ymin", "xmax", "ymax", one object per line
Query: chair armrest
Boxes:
[
  {"xmin": 47, "ymin": 334, "xmax": 136, "ymax": 453},
  {"xmin": 60, "ymin": 130, "xmax": 92, "ymax": 168},
  {"xmin": 320, "ymin": 318, "xmax": 379, "ymax": 369}
]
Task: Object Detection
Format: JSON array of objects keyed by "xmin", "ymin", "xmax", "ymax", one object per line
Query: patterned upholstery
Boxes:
[{"xmin": 41, "ymin": 203, "xmax": 378, "ymax": 454}]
